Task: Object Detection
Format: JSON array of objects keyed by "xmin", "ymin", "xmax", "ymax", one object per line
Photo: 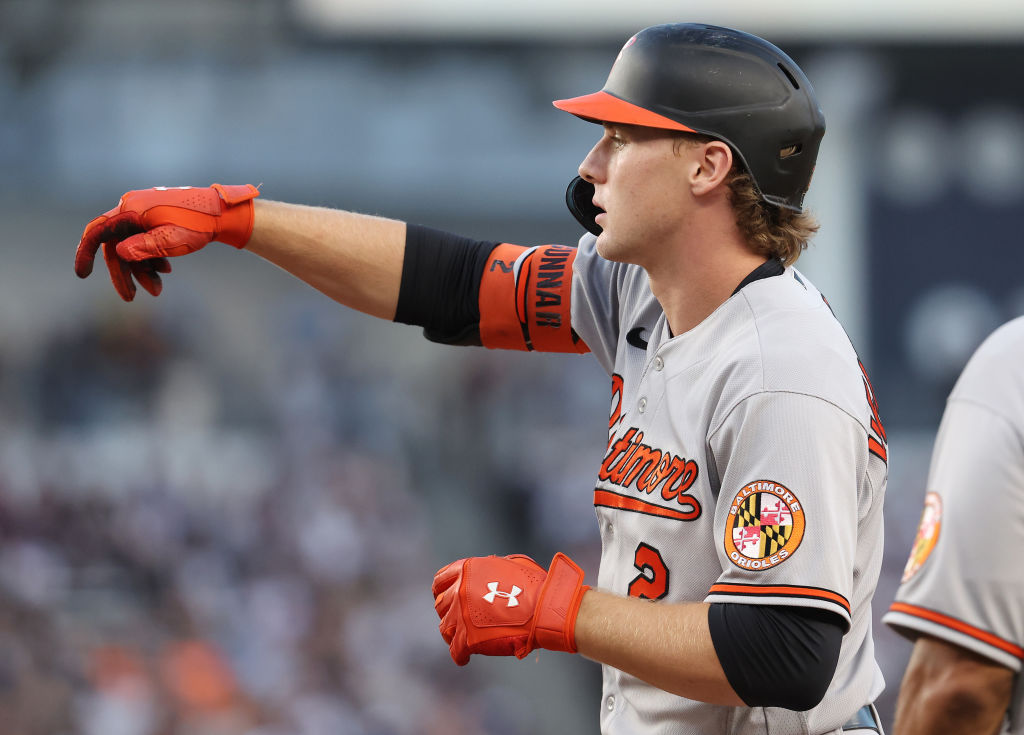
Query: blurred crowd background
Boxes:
[{"xmin": 1, "ymin": 1, "xmax": 1023, "ymax": 733}]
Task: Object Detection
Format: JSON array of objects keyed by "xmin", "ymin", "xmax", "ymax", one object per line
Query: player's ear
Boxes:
[{"xmin": 690, "ymin": 141, "xmax": 733, "ymax": 198}]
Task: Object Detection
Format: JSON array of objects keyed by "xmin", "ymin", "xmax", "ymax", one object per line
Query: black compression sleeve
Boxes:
[
  {"xmin": 708, "ymin": 604, "xmax": 843, "ymax": 711},
  {"xmin": 394, "ymin": 224, "xmax": 498, "ymax": 346}
]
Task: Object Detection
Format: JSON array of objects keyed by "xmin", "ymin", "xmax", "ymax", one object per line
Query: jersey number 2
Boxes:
[{"xmin": 628, "ymin": 542, "xmax": 669, "ymax": 600}]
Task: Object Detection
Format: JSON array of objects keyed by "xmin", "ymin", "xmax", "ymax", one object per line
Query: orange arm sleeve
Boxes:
[{"xmin": 479, "ymin": 244, "xmax": 589, "ymax": 354}]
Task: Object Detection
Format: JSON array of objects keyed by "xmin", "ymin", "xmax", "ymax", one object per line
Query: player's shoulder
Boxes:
[
  {"xmin": 735, "ymin": 269, "xmax": 865, "ymax": 409},
  {"xmin": 957, "ymin": 316, "xmax": 1024, "ymax": 377},
  {"xmin": 950, "ymin": 316, "xmax": 1024, "ymax": 407},
  {"xmin": 741, "ymin": 268, "xmax": 860, "ymax": 376}
]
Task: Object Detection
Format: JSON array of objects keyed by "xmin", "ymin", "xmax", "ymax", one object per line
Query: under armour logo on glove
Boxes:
[
  {"xmin": 433, "ymin": 553, "xmax": 589, "ymax": 666},
  {"xmin": 483, "ymin": 582, "xmax": 522, "ymax": 607}
]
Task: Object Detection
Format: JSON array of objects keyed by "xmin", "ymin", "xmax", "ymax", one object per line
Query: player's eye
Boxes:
[
  {"xmin": 607, "ymin": 132, "xmax": 627, "ymax": 149},
  {"xmin": 601, "ymin": 124, "xmax": 629, "ymax": 151}
]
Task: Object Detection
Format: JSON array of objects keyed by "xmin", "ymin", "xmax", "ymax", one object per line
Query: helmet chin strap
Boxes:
[{"xmin": 565, "ymin": 177, "xmax": 605, "ymax": 236}]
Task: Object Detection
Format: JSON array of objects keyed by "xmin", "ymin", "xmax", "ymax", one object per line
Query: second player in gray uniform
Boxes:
[
  {"xmin": 885, "ymin": 316, "xmax": 1024, "ymax": 734},
  {"xmin": 74, "ymin": 23, "xmax": 887, "ymax": 734}
]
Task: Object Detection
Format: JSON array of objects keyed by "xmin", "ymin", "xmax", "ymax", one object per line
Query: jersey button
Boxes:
[
  {"xmin": 606, "ymin": 694, "xmax": 616, "ymax": 711},
  {"xmin": 653, "ymin": 356, "xmax": 664, "ymax": 371},
  {"xmin": 638, "ymin": 397, "xmax": 647, "ymax": 413}
]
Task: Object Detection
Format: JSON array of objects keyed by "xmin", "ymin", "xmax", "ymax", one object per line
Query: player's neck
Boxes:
[{"xmin": 647, "ymin": 229, "xmax": 766, "ymax": 337}]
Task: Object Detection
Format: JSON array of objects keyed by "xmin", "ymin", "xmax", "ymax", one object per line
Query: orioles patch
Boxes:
[
  {"xmin": 724, "ymin": 480, "xmax": 805, "ymax": 571},
  {"xmin": 902, "ymin": 492, "xmax": 942, "ymax": 583}
]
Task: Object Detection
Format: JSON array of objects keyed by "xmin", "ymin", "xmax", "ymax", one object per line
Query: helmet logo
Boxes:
[{"xmin": 616, "ymin": 34, "xmax": 637, "ymax": 62}]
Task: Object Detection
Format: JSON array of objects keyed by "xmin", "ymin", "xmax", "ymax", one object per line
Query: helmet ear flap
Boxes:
[{"xmin": 566, "ymin": 177, "xmax": 604, "ymax": 236}]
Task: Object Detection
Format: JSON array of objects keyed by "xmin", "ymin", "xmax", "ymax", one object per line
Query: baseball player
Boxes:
[
  {"xmin": 884, "ymin": 316, "xmax": 1024, "ymax": 735},
  {"xmin": 74, "ymin": 24, "xmax": 887, "ymax": 734}
]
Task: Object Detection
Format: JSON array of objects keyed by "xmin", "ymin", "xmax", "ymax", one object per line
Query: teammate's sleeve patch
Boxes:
[
  {"xmin": 479, "ymin": 244, "xmax": 589, "ymax": 353},
  {"xmin": 900, "ymin": 492, "xmax": 942, "ymax": 583}
]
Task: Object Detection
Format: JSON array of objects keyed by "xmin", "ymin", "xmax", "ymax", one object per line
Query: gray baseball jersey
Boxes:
[
  {"xmin": 569, "ymin": 234, "xmax": 888, "ymax": 734},
  {"xmin": 884, "ymin": 316, "xmax": 1024, "ymax": 734}
]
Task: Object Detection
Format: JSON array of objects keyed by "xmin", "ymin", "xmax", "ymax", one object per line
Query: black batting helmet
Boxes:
[{"xmin": 554, "ymin": 23, "xmax": 825, "ymax": 234}]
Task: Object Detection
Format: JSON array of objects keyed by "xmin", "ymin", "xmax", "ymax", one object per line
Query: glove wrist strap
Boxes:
[
  {"xmin": 531, "ymin": 553, "xmax": 589, "ymax": 654},
  {"xmin": 212, "ymin": 183, "xmax": 260, "ymax": 248}
]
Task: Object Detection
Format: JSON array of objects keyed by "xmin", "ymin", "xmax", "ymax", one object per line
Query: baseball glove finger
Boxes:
[
  {"xmin": 102, "ymin": 240, "xmax": 137, "ymax": 301},
  {"xmin": 129, "ymin": 258, "xmax": 171, "ymax": 297},
  {"xmin": 115, "ymin": 224, "xmax": 213, "ymax": 261},
  {"xmin": 431, "ymin": 559, "xmax": 465, "ymax": 599}
]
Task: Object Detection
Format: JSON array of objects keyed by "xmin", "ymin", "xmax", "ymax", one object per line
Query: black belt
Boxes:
[{"xmin": 841, "ymin": 704, "xmax": 881, "ymax": 732}]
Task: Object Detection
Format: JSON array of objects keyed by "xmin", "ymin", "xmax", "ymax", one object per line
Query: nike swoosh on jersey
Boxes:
[{"xmin": 626, "ymin": 326, "xmax": 648, "ymax": 350}]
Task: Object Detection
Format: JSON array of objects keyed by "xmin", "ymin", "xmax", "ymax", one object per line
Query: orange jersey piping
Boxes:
[
  {"xmin": 888, "ymin": 602, "xmax": 1024, "ymax": 659},
  {"xmin": 709, "ymin": 583, "xmax": 851, "ymax": 615}
]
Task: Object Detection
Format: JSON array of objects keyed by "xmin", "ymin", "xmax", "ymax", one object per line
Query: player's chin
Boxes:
[
  {"xmin": 594, "ymin": 230, "xmax": 628, "ymax": 264},
  {"xmin": 595, "ymin": 237, "xmax": 620, "ymax": 263}
]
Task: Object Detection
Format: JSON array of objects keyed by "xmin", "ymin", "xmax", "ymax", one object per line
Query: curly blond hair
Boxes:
[
  {"xmin": 726, "ymin": 171, "xmax": 819, "ymax": 266},
  {"xmin": 674, "ymin": 133, "xmax": 818, "ymax": 266}
]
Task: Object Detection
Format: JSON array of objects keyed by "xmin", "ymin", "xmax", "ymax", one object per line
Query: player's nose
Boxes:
[{"xmin": 578, "ymin": 138, "xmax": 606, "ymax": 185}]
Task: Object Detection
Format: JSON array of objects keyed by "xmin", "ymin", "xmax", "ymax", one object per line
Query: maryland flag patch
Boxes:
[
  {"xmin": 901, "ymin": 492, "xmax": 942, "ymax": 583},
  {"xmin": 725, "ymin": 480, "xmax": 805, "ymax": 571}
]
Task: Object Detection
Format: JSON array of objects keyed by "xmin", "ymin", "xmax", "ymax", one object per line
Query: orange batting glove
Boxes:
[
  {"xmin": 432, "ymin": 553, "xmax": 589, "ymax": 666},
  {"xmin": 74, "ymin": 184, "xmax": 260, "ymax": 301}
]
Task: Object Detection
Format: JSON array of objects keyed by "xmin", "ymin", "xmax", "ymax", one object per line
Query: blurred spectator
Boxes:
[{"xmin": 0, "ymin": 303, "xmax": 603, "ymax": 735}]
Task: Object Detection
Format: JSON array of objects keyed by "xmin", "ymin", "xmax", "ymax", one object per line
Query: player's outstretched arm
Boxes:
[
  {"xmin": 75, "ymin": 185, "xmax": 406, "ymax": 320},
  {"xmin": 245, "ymin": 199, "xmax": 404, "ymax": 320},
  {"xmin": 892, "ymin": 635, "xmax": 1013, "ymax": 735}
]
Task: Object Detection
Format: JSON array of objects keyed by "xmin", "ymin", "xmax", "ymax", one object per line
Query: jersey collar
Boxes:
[{"xmin": 732, "ymin": 258, "xmax": 784, "ymax": 296}]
